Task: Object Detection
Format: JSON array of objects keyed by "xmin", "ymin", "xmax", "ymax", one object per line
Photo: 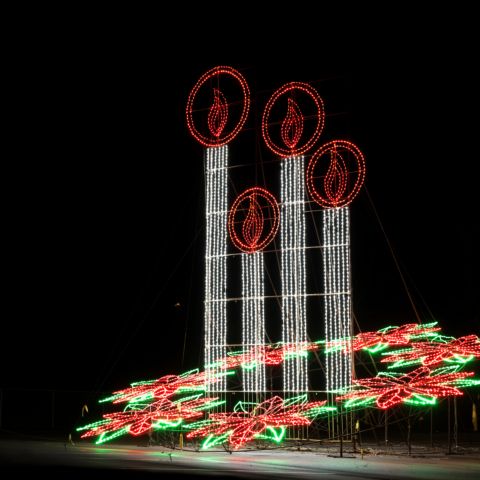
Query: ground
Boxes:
[{"xmin": 1, "ymin": 439, "xmax": 479, "ymax": 479}]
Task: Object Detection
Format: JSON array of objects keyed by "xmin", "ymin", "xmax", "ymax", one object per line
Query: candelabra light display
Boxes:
[{"xmin": 77, "ymin": 66, "xmax": 479, "ymax": 450}]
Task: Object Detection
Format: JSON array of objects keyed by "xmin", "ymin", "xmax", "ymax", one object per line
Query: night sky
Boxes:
[{"xmin": 3, "ymin": 16, "xmax": 478, "ymax": 423}]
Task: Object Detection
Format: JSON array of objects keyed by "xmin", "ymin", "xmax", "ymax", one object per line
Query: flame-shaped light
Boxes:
[
  {"xmin": 229, "ymin": 187, "xmax": 280, "ymax": 254},
  {"xmin": 324, "ymin": 146, "xmax": 348, "ymax": 205},
  {"xmin": 207, "ymin": 88, "xmax": 228, "ymax": 138},
  {"xmin": 242, "ymin": 193, "xmax": 264, "ymax": 251},
  {"xmin": 281, "ymin": 98, "xmax": 304, "ymax": 149}
]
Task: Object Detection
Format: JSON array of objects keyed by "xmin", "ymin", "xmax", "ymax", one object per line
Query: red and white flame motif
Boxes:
[
  {"xmin": 241, "ymin": 193, "xmax": 264, "ymax": 250},
  {"xmin": 324, "ymin": 145, "xmax": 348, "ymax": 204},
  {"xmin": 186, "ymin": 66, "xmax": 250, "ymax": 147},
  {"xmin": 207, "ymin": 88, "xmax": 228, "ymax": 138},
  {"xmin": 228, "ymin": 187, "xmax": 280, "ymax": 254},
  {"xmin": 307, "ymin": 140, "xmax": 366, "ymax": 209},
  {"xmin": 262, "ymin": 82, "xmax": 324, "ymax": 157},
  {"xmin": 281, "ymin": 98, "xmax": 304, "ymax": 149}
]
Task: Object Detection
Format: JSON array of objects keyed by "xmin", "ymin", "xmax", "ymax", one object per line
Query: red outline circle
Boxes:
[
  {"xmin": 186, "ymin": 66, "xmax": 250, "ymax": 147},
  {"xmin": 306, "ymin": 140, "xmax": 366, "ymax": 208},
  {"xmin": 228, "ymin": 187, "xmax": 280, "ymax": 253},
  {"xmin": 262, "ymin": 82, "xmax": 325, "ymax": 157}
]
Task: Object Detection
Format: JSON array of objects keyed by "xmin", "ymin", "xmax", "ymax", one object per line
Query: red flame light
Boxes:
[
  {"xmin": 262, "ymin": 82, "xmax": 324, "ymax": 157},
  {"xmin": 228, "ymin": 187, "xmax": 280, "ymax": 253},
  {"xmin": 186, "ymin": 66, "xmax": 250, "ymax": 147},
  {"xmin": 208, "ymin": 88, "xmax": 228, "ymax": 138},
  {"xmin": 281, "ymin": 98, "xmax": 304, "ymax": 149},
  {"xmin": 307, "ymin": 140, "xmax": 366, "ymax": 208}
]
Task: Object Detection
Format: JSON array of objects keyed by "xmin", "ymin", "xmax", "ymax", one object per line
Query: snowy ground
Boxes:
[{"xmin": 1, "ymin": 439, "xmax": 480, "ymax": 479}]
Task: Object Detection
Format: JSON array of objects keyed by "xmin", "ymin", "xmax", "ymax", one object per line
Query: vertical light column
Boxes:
[
  {"xmin": 281, "ymin": 156, "xmax": 308, "ymax": 393},
  {"xmin": 204, "ymin": 145, "xmax": 228, "ymax": 393},
  {"xmin": 323, "ymin": 206, "xmax": 352, "ymax": 392},
  {"xmin": 241, "ymin": 252, "xmax": 266, "ymax": 394}
]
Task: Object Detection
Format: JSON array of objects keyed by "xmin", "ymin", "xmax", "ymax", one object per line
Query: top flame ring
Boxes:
[
  {"xmin": 262, "ymin": 82, "xmax": 325, "ymax": 157},
  {"xmin": 228, "ymin": 187, "xmax": 280, "ymax": 254},
  {"xmin": 306, "ymin": 140, "xmax": 366, "ymax": 208},
  {"xmin": 186, "ymin": 66, "xmax": 250, "ymax": 147}
]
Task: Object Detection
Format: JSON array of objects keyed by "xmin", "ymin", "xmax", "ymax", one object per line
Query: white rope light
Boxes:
[
  {"xmin": 204, "ymin": 145, "xmax": 228, "ymax": 393},
  {"xmin": 281, "ymin": 156, "xmax": 308, "ymax": 393},
  {"xmin": 241, "ymin": 252, "xmax": 266, "ymax": 394},
  {"xmin": 323, "ymin": 206, "xmax": 352, "ymax": 392}
]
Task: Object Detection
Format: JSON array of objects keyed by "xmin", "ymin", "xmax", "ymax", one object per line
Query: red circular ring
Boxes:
[
  {"xmin": 306, "ymin": 140, "xmax": 366, "ymax": 208},
  {"xmin": 186, "ymin": 66, "xmax": 250, "ymax": 147},
  {"xmin": 228, "ymin": 187, "xmax": 280, "ymax": 253},
  {"xmin": 262, "ymin": 82, "xmax": 325, "ymax": 157}
]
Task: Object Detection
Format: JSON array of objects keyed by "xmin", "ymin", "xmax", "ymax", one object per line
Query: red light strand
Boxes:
[
  {"xmin": 336, "ymin": 366, "xmax": 473, "ymax": 409},
  {"xmin": 186, "ymin": 66, "xmax": 250, "ymax": 147},
  {"xmin": 307, "ymin": 140, "xmax": 366, "ymax": 208},
  {"xmin": 381, "ymin": 335, "xmax": 480, "ymax": 366},
  {"xmin": 207, "ymin": 88, "xmax": 228, "ymax": 138},
  {"xmin": 228, "ymin": 187, "xmax": 280, "ymax": 253},
  {"xmin": 187, "ymin": 396, "xmax": 326, "ymax": 450},
  {"xmin": 281, "ymin": 98, "xmax": 304, "ymax": 149},
  {"xmin": 262, "ymin": 82, "xmax": 325, "ymax": 157}
]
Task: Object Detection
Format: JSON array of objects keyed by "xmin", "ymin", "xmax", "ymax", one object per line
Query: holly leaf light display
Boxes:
[
  {"xmin": 98, "ymin": 369, "xmax": 216, "ymax": 405},
  {"xmin": 78, "ymin": 395, "xmax": 222, "ymax": 444},
  {"xmin": 326, "ymin": 322, "xmax": 441, "ymax": 354},
  {"xmin": 336, "ymin": 366, "xmax": 478, "ymax": 410},
  {"xmin": 224, "ymin": 342, "xmax": 319, "ymax": 370},
  {"xmin": 77, "ymin": 322, "xmax": 479, "ymax": 448},
  {"xmin": 381, "ymin": 335, "xmax": 480, "ymax": 368},
  {"xmin": 186, "ymin": 396, "xmax": 329, "ymax": 450}
]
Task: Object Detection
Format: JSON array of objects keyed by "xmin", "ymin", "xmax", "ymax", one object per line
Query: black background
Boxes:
[{"xmin": 2, "ymin": 9, "xmax": 479, "ymax": 433}]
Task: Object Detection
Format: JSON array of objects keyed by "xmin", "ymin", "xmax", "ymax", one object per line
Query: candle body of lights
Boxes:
[
  {"xmin": 204, "ymin": 145, "xmax": 229, "ymax": 393},
  {"xmin": 281, "ymin": 155, "xmax": 308, "ymax": 393}
]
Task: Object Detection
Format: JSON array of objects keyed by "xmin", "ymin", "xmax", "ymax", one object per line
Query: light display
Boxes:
[
  {"xmin": 228, "ymin": 187, "xmax": 279, "ymax": 394},
  {"xmin": 336, "ymin": 366, "xmax": 477, "ymax": 410},
  {"xmin": 228, "ymin": 187, "xmax": 280, "ymax": 254},
  {"xmin": 208, "ymin": 88, "xmax": 228, "ymax": 138},
  {"xmin": 186, "ymin": 396, "xmax": 328, "ymax": 450},
  {"xmin": 262, "ymin": 81, "xmax": 325, "ymax": 157},
  {"xmin": 305, "ymin": 140, "xmax": 366, "ymax": 404},
  {"xmin": 281, "ymin": 155, "xmax": 308, "ymax": 392},
  {"xmin": 223, "ymin": 342, "xmax": 320, "ymax": 371},
  {"xmin": 322, "ymin": 206, "xmax": 352, "ymax": 392},
  {"xmin": 79, "ymin": 67, "xmax": 480, "ymax": 451},
  {"xmin": 186, "ymin": 65, "xmax": 250, "ymax": 147},
  {"xmin": 281, "ymin": 98, "xmax": 303, "ymax": 149},
  {"xmin": 79, "ymin": 321, "xmax": 479, "ymax": 448},
  {"xmin": 204, "ymin": 145, "xmax": 228, "ymax": 394},
  {"xmin": 381, "ymin": 335, "xmax": 480, "ymax": 368},
  {"xmin": 241, "ymin": 251, "xmax": 266, "ymax": 393},
  {"xmin": 326, "ymin": 322, "xmax": 442, "ymax": 354},
  {"xmin": 78, "ymin": 395, "xmax": 221, "ymax": 443},
  {"xmin": 187, "ymin": 67, "xmax": 251, "ymax": 398},
  {"xmin": 306, "ymin": 140, "xmax": 366, "ymax": 209}
]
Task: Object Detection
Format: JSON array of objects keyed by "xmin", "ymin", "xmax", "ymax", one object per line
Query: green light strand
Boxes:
[
  {"xmin": 255, "ymin": 426, "xmax": 286, "ymax": 443},
  {"xmin": 96, "ymin": 427, "xmax": 129, "ymax": 444},
  {"xmin": 201, "ymin": 432, "xmax": 231, "ymax": 450},
  {"xmin": 152, "ymin": 418, "xmax": 183, "ymax": 430},
  {"xmin": 403, "ymin": 394, "xmax": 437, "ymax": 406},
  {"xmin": 343, "ymin": 396, "xmax": 376, "ymax": 409}
]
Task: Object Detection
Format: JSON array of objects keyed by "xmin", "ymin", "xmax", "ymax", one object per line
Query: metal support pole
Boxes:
[
  {"xmin": 430, "ymin": 407, "xmax": 433, "ymax": 448},
  {"xmin": 385, "ymin": 410, "xmax": 388, "ymax": 447},
  {"xmin": 453, "ymin": 397, "xmax": 458, "ymax": 450},
  {"xmin": 447, "ymin": 398, "xmax": 452, "ymax": 454},
  {"xmin": 51, "ymin": 390, "xmax": 55, "ymax": 429}
]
